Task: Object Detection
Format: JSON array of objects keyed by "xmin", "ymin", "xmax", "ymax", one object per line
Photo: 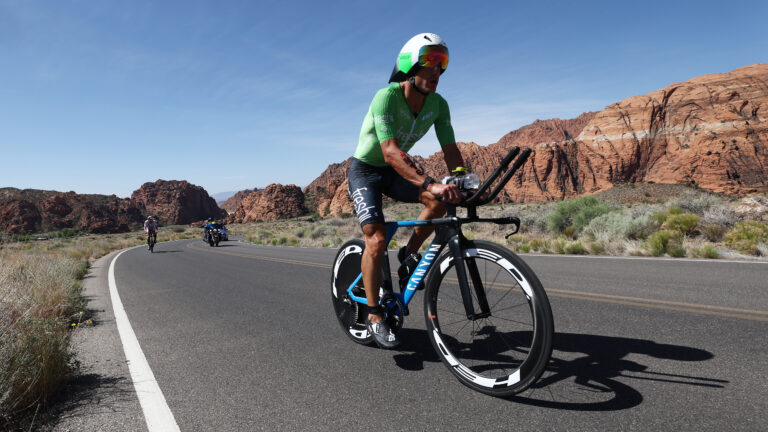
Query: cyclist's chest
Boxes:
[{"xmin": 391, "ymin": 105, "xmax": 438, "ymax": 148}]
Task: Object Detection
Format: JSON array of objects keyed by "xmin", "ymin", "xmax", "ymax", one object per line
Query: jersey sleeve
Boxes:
[
  {"xmin": 434, "ymin": 96, "xmax": 456, "ymax": 148},
  {"xmin": 369, "ymin": 88, "xmax": 399, "ymax": 143}
]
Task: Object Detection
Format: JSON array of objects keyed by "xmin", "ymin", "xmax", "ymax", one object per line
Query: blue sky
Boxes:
[{"xmin": 2, "ymin": 0, "xmax": 765, "ymax": 198}]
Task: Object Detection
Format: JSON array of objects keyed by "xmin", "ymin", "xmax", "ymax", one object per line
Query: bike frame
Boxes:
[{"xmin": 344, "ymin": 208, "xmax": 521, "ymax": 319}]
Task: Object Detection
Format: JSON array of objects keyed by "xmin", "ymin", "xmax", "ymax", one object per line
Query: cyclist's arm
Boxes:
[
  {"xmin": 380, "ymin": 139, "xmax": 461, "ymax": 203},
  {"xmin": 440, "ymin": 143, "xmax": 465, "ymax": 172}
]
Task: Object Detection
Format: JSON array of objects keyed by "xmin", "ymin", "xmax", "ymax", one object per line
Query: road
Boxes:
[{"xmin": 56, "ymin": 238, "xmax": 768, "ymax": 431}]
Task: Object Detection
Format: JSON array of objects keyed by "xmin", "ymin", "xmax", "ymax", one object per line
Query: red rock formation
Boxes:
[
  {"xmin": 228, "ymin": 184, "xmax": 306, "ymax": 223},
  {"xmin": 306, "ymin": 64, "xmax": 768, "ymax": 208},
  {"xmin": 0, "ymin": 197, "xmax": 41, "ymax": 234},
  {"xmin": 219, "ymin": 189, "xmax": 258, "ymax": 213},
  {"xmin": 131, "ymin": 180, "xmax": 226, "ymax": 225},
  {"xmin": 566, "ymin": 64, "xmax": 768, "ymax": 197},
  {"xmin": 303, "ymin": 158, "xmax": 352, "ymax": 216},
  {"xmin": 0, "ymin": 188, "xmax": 143, "ymax": 234}
]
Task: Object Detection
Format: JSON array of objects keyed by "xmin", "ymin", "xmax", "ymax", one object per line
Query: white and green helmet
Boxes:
[{"xmin": 388, "ymin": 33, "xmax": 449, "ymax": 83}]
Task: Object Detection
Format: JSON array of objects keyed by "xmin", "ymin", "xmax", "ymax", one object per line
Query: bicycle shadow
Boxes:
[{"xmin": 391, "ymin": 329, "xmax": 725, "ymax": 411}]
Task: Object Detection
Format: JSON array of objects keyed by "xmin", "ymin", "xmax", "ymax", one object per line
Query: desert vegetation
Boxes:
[
  {"xmin": 0, "ymin": 225, "xmax": 199, "ymax": 428},
  {"xmin": 238, "ymin": 185, "xmax": 768, "ymax": 261}
]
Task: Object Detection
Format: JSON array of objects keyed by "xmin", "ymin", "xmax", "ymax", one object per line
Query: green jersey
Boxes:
[{"xmin": 354, "ymin": 83, "xmax": 455, "ymax": 167}]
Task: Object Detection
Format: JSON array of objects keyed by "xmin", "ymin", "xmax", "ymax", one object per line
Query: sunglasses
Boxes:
[{"xmin": 418, "ymin": 45, "xmax": 449, "ymax": 69}]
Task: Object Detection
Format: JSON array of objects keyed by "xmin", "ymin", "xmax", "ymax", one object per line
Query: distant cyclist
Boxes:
[
  {"xmin": 144, "ymin": 215, "xmax": 158, "ymax": 250},
  {"xmin": 348, "ymin": 33, "xmax": 468, "ymax": 348}
]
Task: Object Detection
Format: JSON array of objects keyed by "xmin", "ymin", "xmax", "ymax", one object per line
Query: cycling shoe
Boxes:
[{"xmin": 366, "ymin": 316, "xmax": 401, "ymax": 349}]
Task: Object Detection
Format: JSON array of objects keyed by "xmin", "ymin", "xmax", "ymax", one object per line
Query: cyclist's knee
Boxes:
[
  {"xmin": 421, "ymin": 195, "xmax": 446, "ymax": 215},
  {"xmin": 362, "ymin": 224, "xmax": 387, "ymax": 256}
]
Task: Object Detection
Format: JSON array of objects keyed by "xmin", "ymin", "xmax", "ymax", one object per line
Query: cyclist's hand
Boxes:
[{"xmin": 428, "ymin": 182, "xmax": 462, "ymax": 204}]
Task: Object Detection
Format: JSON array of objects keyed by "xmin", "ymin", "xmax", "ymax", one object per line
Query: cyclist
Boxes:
[
  {"xmin": 144, "ymin": 215, "xmax": 158, "ymax": 249},
  {"xmin": 348, "ymin": 33, "xmax": 467, "ymax": 349}
]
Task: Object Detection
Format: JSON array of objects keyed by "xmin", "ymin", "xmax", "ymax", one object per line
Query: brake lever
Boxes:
[{"xmin": 504, "ymin": 217, "xmax": 520, "ymax": 239}]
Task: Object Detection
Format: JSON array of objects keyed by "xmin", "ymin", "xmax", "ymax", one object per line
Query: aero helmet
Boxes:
[{"xmin": 388, "ymin": 33, "xmax": 449, "ymax": 83}]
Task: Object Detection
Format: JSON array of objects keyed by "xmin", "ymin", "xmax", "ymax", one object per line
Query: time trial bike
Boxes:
[{"xmin": 331, "ymin": 147, "xmax": 554, "ymax": 397}]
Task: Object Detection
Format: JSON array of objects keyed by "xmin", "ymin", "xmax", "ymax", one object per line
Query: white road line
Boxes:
[{"xmin": 109, "ymin": 248, "xmax": 181, "ymax": 432}]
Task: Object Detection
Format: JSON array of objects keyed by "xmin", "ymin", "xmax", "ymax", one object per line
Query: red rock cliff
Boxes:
[
  {"xmin": 228, "ymin": 184, "xmax": 306, "ymax": 223},
  {"xmin": 305, "ymin": 64, "xmax": 768, "ymax": 210},
  {"xmin": 0, "ymin": 188, "xmax": 144, "ymax": 234},
  {"xmin": 131, "ymin": 180, "xmax": 226, "ymax": 225}
]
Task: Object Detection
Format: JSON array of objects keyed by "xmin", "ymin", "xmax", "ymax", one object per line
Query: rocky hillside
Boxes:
[
  {"xmin": 219, "ymin": 188, "xmax": 259, "ymax": 213},
  {"xmin": 0, "ymin": 188, "xmax": 144, "ymax": 234},
  {"xmin": 131, "ymin": 180, "xmax": 226, "ymax": 225},
  {"xmin": 227, "ymin": 184, "xmax": 306, "ymax": 223},
  {"xmin": 306, "ymin": 64, "xmax": 768, "ymax": 215},
  {"xmin": 1, "ymin": 180, "xmax": 226, "ymax": 234}
]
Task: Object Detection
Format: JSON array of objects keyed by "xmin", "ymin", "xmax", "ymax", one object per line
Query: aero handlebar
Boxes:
[{"xmin": 462, "ymin": 147, "xmax": 532, "ymax": 207}]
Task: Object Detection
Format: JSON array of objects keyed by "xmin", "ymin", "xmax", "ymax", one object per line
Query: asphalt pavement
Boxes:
[{"xmin": 51, "ymin": 238, "xmax": 768, "ymax": 431}]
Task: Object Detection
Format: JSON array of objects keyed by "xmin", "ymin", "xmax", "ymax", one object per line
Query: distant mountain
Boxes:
[{"xmin": 211, "ymin": 190, "xmax": 239, "ymax": 204}]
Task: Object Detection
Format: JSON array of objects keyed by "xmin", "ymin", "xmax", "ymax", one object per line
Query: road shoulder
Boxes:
[{"xmin": 49, "ymin": 249, "xmax": 147, "ymax": 432}]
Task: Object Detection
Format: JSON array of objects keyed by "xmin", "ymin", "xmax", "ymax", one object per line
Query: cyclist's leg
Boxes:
[
  {"xmin": 348, "ymin": 159, "xmax": 387, "ymax": 323},
  {"xmin": 361, "ymin": 222, "xmax": 386, "ymax": 321},
  {"xmin": 383, "ymin": 169, "xmax": 444, "ymax": 255}
]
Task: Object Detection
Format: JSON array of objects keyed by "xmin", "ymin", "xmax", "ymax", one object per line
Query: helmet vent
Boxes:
[{"xmin": 424, "ymin": 35, "xmax": 432, "ymax": 42}]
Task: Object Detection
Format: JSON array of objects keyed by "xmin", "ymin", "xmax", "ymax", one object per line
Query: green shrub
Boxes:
[
  {"xmin": 585, "ymin": 211, "xmax": 658, "ymax": 242},
  {"xmin": 519, "ymin": 244, "xmax": 531, "ymax": 253},
  {"xmin": 724, "ymin": 221, "xmax": 768, "ymax": 255},
  {"xmin": 529, "ymin": 238, "xmax": 543, "ymax": 251},
  {"xmin": 546, "ymin": 196, "xmax": 614, "ymax": 234},
  {"xmin": 589, "ymin": 241, "xmax": 606, "ymax": 255},
  {"xmin": 663, "ymin": 213, "xmax": 699, "ymax": 235},
  {"xmin": 59, "ymin": 228, "xmax": 78, "ymax": 238},
  {"xmin": 693, "ymin": 244, "xmax": 719, "ymax": 259},
  {"xmin": 668, "ymin": 243, "xmax": 687, "ymax": 258},
  {"xmin": 553, "ymin": 238, "xmax": 567, "ymax": 254},
  {"xmin": 699, "ymin": 223, "xmax": 726, "ymax": 242},
  {"xmin": 564, "ymin": 241, "xmax": 587, "ymax": 254},
  {"xmin": 647, "ymin": 230, "xmax": 679, "ymax": 257},
  {"xmin": 651, "ymin": 211, "xmax": 669, "ymax": 226}
]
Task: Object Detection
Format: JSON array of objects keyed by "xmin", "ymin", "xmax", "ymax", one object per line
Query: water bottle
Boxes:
[{"xmin": 441, "ymin": 167, "xmax": 481, "ymax": 191}]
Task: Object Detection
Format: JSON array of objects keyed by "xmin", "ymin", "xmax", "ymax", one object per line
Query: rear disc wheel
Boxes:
[{"xmin": 331, "ymin": 239, "xmax": 373, "ymax": 345}]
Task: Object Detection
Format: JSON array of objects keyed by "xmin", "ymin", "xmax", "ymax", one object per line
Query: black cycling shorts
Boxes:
[{"xmin": 347, "ymin": 158, "xmax": 420, "ymax": 226}]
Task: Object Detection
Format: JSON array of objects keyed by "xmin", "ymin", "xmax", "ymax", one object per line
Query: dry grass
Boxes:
[
  {"xmin": 0, "ymin": 224, "xmax": 199, "ymax": 427},
  {"xmin": 238, "ymin": 188, "xmax": 768, "ymax": 261}
]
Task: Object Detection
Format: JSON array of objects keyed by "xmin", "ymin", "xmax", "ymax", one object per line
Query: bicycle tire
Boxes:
[
  {"xmin": 331, "ymin": 239, "xmax": 373, "ymax": 345},
  {"xmin": 424, "ymin": 240, "xmax": 554, "ymax": 397}
]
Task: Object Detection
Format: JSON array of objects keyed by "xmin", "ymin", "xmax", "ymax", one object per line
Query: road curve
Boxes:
[{"xmin": 59, "ymin": 238, "xmax": 768, "ymax": 431}]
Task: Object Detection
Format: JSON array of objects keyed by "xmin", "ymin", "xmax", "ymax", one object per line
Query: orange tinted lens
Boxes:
[{"xmin": 418, "ymin": 46, "xmax": 449, "ymax": 69}]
